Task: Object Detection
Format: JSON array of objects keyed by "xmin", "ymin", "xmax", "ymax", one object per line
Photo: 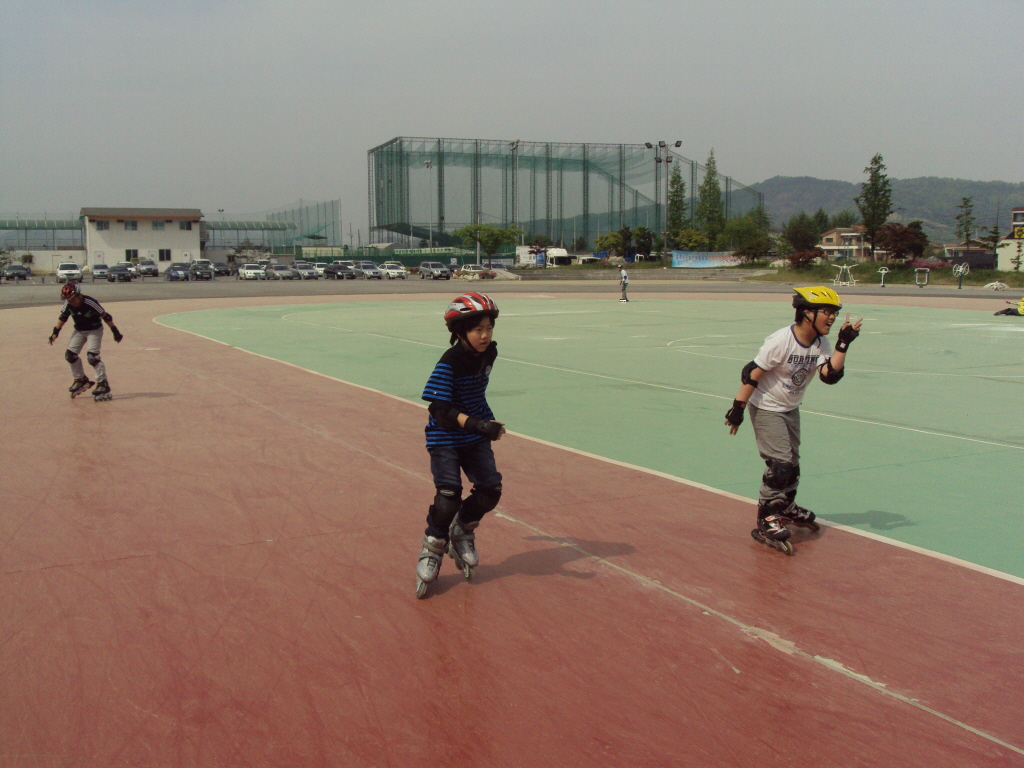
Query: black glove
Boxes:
[
  {"xmin": 49, "ymin": 326, "xmax": 61, "ymax": 343},
  {"xmin": 465, "ymin": 415, "xmax": 503, "ymax": 440},
  {"xmin": 835, "ymin": 323, "xmax": 859, "ymax": 352},
  {"xmin": 725, "ymin": 399, "xmax": 746, "ymax": 427},
  {"xmin": 111, "ymin": 325, "xmax": 123, "ymax": 343}
]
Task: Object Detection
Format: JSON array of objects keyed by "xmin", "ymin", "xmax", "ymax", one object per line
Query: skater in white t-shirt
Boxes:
[{"xmin": 724, "ymin": 286, "xmax": 863, "ymax": 554}]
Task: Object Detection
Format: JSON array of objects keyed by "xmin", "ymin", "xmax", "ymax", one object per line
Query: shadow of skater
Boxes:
[
  {"xmin": 110, "ymin": 392, "xmax": 176, "ymax": 400},
  {"xmin": 455, "ymin": 535, "xmax": 636, "ymax": 588},
  {"xmin": 826, "ymin": 510, "xmax": 916, "ymax": 531}
]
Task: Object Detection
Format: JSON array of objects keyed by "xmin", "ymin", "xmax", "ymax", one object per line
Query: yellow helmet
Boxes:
[{"xmin": 792, "ymin": 286, "xmax": 842, "ymax": 311}]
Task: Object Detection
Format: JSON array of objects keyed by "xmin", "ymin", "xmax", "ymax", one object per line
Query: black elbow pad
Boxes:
[
  {"xmin": 428, "ymin": 400, "xmax": 462, "ymax": 430},
  {"xmin": 102, "ymin": 312, "xmax": 114, "ymax": 322},
  {"xmin": 819, "ymin": 360, "xmax": 844, "ymax": 385},
  {"xmin": 741, "ymin": 360, "xmax": 762, "ymax": 388}
]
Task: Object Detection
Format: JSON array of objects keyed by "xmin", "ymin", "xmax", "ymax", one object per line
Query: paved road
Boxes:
[{"xmin": 0, "ymin": 275, "xmax": 1002, "ymax": 309}]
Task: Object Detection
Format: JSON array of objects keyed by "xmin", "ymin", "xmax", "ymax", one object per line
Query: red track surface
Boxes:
[{"xmin": 3, "ymin": 297, "xmax": 1022, "ymax": 767}]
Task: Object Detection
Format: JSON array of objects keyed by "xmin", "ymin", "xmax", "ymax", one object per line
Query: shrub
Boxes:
[{"xmin": 788, "ymin": 248, "xmax": 824, "ymax": 269}]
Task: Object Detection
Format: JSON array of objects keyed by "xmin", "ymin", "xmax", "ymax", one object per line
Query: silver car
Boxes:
[
  {"xmin": 419, "ymin": 261, "xmax": 451, "ymax": 279},
  {"xmin": 354, "ymin": 261, "xmax": 383, "ymax": 279},
  {"xmin": 91, "ymin": 263, "xmax": 110, "ymax": 279},
  {"xmin": 56, "ymin": 262, "xmax": 84, "ymax": 283},
  {"xmin": 292, "ymin": 262, "xmax": 319, "ymax": 280}
]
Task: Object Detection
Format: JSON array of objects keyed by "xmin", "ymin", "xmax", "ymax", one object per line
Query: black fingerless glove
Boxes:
[
  {"xmin": 111, "ymin": 325, "xmax": 123, "ymax": 343},
  {"xmin": 835, "ymin": 324, "xmax": 859, "ymax": 352},
  {"xmin": 725, "ymin": 400, "xmax": 745, "ymax": 427},
  {"xmin": 50, "ymin": 326, "xmax": 61, "ymax": 341},
  {"xmin": 465, "ymin": 415, "xmax": 503, "ymax": 440}
]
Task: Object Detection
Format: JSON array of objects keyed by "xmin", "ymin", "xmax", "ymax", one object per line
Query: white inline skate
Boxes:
[
  {"xmin": 447, "ymin": 516, "xmax": 479, "ymax": 581},
  {"xmin": 415, "ymin": 536, "xmax": 446, "ymax": 599}
]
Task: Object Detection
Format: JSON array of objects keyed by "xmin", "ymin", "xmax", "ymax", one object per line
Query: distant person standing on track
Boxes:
[
  {"xmin": 993, "ymin": 297, "xmax": 1024, "ymax": 316},
  {"xmin": 48, "ymin": 281, "xmax": 123, "ymax": 401},
  {"xmin": 619, "ymin": 265, "xmax": 629, "ymax": 302}
]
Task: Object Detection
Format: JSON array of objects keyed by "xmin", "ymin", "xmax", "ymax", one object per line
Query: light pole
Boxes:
[
  {"xmin": 424, "ymin": 160, "xmax": 434, "ymax": 251},
  {"xmin": 645, "ymin": 141, "xmax": 682, "ymax": 260}
]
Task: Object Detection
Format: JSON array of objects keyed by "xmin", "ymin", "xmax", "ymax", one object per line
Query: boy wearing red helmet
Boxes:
[
  {"xmin": 724, "ymin": 286, "xmax": 862, "ymax": 554},
  {"xmin": 48, "ymin": 282, "xmax": 123, "ymax": 401},
  {"xmin": 415, "ymin": 292, "xmax": 506, "ymax": 598}
]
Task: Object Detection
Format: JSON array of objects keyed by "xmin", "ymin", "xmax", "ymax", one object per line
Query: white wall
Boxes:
[
  {"xmin": 8, "ymin": 250, "xmax": 88, "ymax": 274},
  {"xmin": 84, "ymin": 216, "xmax": 201, "ymax": 272},
  {"xmin": 996, "ymin": 239, "xmax": 1024, "ymax": 272}
]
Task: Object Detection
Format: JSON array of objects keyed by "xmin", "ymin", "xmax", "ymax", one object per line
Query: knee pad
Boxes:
[
  {"xmin": 763, "ymin": 460, "xmax": 798, "ymax": 490},
  {"xmin": 87, "ymin": 351, "xmax": 101, "ymax": 367},
  {"xmin": 65, "ymin": 349, "xmax": 79, "ymax": 364},
  {"xmin": 427, "ymin": 486, "xmax": 463, "ymax": 533},
  {"xmin": 460, "ymin": 483, "xmax": 502, "ymax": 522}
]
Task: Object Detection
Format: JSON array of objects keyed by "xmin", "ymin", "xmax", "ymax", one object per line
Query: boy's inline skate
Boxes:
[
  {"xmin": 448, "ymin": 516, "xmax": 479, "ymax": 581},
  {"xmin": 69, "ymin": 377, "xmax": 94, "ymax": 399},
  {"xmin": 92, "ymin": 380, "xmax": 112, "ymax": 402},
  {"xmin": 750, "ymin": 514, "xmax": 794, "ymax": 555},
  {"xmin": 415, "ymin": 535, "xmax": 446, "ymax": 599},
  {"xmin": 782, "ymin": 503, "xmax": 819, "ymax": 532}
]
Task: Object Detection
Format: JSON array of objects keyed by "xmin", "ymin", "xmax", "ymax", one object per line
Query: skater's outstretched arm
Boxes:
[
  {"xmin": 823, "ymin": 314, "xmax": 862, "ymax": 372},
  {"xmin": 48, "ymin": 318, "xmax": 68, "ymax": 345},
  {"xmin": 102, "ymin": 313, "xmax": 123, "ymax": 343}
]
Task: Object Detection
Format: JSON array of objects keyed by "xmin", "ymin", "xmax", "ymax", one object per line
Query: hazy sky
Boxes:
[{"xmin": 2, "ymin": 0, "xmax": 1022, "ymax": 234}]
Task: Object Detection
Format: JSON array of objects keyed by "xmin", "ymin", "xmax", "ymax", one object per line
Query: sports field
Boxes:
[
  {"xmin": 3, "ymin": 287, "xmax": 1023, "ymax": 766},
  {"xmin": 160, "ymin": 293, "xmax": 1024, "ymax": 578}
]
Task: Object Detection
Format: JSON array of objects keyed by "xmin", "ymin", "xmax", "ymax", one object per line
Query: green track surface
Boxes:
[{"xmin": 158, "ymin": 297, "xmax": 1024, "ymax": 578}]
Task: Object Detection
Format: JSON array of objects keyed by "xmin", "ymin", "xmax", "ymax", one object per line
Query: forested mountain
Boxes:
[{"xmin": 751, "ymin": 176, "xmax": 1024, "ymax": 243}]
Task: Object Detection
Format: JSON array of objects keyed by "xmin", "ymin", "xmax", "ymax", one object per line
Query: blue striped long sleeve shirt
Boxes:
[{"xmin": 422, "ymin": 342, "xmax": 498, "ymax": 448}]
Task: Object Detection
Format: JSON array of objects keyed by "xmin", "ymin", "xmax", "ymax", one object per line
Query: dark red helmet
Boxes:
[
  {"xmin": 444, "ymin": 292, "xmax": 498, "ymax": 331},
  {"xmin": 60, "ymin": 281, "xmax": 81, "ymax": 300}
]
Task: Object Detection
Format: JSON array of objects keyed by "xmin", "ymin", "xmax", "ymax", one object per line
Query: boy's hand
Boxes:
[
  {"xmin": 465, "ymin": 416, "xmax": 505, "ymax": 441},
  {"xmin": 835, "ymin": 314, "xmax": 863, "ymax": 352},
  {"xmin": 724, "ymin": 400, "xmax": 745, "ymax": 435},
  {"xmin": 111, "ymin": 325, "xmax": 123, "ymax": 343}
]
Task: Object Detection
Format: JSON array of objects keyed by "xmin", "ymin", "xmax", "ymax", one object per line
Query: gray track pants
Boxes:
[
  {"xmin": 67, "ymin": 328, "xmax": 107, "ymax": 383},
  {"xmin": 748, "ymin": 404, "xmax": 801, "ymax": 511}
]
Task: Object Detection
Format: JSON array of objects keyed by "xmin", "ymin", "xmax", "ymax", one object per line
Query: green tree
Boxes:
[
  {"xmin": 573, "ymin": 235, "xmax": 588, "ymax": 252},
  {"xmin": 829, "ymin": 209, "xmax": 860, "ymax": 228},
  {"xmin": 782, "ymin": 211, "xmax": 819, "ymax": 252},
  {"xmin": 716, "ymin": 208, "xmax": 772, "ymax": 254},
  {"xmin": 666, "ymin": 164, "xmax": 687, "ymax": 239},
  {"xmin": 979, "ymin": 221, "xmax": 1002, "ymax": 264},
  {"xmin": 673, "ymin": 228, "xmax": 707, "ymax": 251},
  {"xmin": 633, "ymin": 226, "xmax": 654, "ymax": 259},
  {"xmin": 812, "ymin": 208, "xmax": 830, "ymax": 236},
  {"xmin": 617, "ymin": 226, "xmax": 633, "ymax": 257},
  {"xmin": 453, "ymin": 224, "xmax": 521, "ymax": 268},
  {"xmin": 954, "ymin": 197, "xmax": 977, "ymax": 249},
  {"xmin": 694, "ymin": 149, "xmax": 725, "ymax": 250},
  {"xmin": 854, "ymin": 153, "xmax": 894, "ymax": 260},
  {"xmin": 595, "ymin": 232, "xmax": 624, "ymax": 255},
  {"xmin": 875, "ymin": 221, "xmax": 929, "ymax": 261},
  {"xmin": 1013, "ymin": 240, "xmax": 1023, "ymax": 272}
]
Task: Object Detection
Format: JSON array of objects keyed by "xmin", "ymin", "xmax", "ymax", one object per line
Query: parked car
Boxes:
[
  {"xmin": 238, "ymin": 263, "xmax": 265, "ymax": 280},
  {"xmin": 354, "ymin": 261, "xmax": 383, "ymax": 279},
  {"xmin": 266, "ymin": 264, "xmax": 297, "ymax": 280},
  {"xmin": 419, "ymin": 261, "xmax": 451, "ymax": 279},
  {"xmin": 3, "ymin": 264, "xmax": 29, "ymax": 281},
  {"xmin": 323, "ymin": 263, "xmax": 356, "ymax": 280},
  {"xmin": 56, "ymin": 262, "xmax": 84, "ymax": 283},
  {"xmin": 458, "ymin": 264, "xmax": 490, "ymax": 277},
  {"xmin": 116, "ymin": 261, "xmax": 139, "ymax": 277},
  {"xmin": 379, "ymin": 262, "xmax": 407, "ymax": 279},
  {"xmin": 212, "ymin": 262, "xmax": 232, "ymax": 276},
  {"xmin": 91, "ymin": 264, "xmax": 110, "ymax": 280},
  {"xmin": 313, "ymin": 262, "xmax": 328, "ymax": 277},
  {"xmin": 137, "ymin": 259, "xmax": 159, "ymax": 277},
  {"xmin": 107, "ymin": 264, "xmax": 133, "ymax": 282},
  {"xmin": 292, "ymin": 262, "xmax": 319, "ymax": 280},
  {"xmin": 189, "ymin": 261, "xmax": 214, "ymax": 281},
  {"xmin": 164, "ymin": 263, "xmax": 190, "ymax": 281}
]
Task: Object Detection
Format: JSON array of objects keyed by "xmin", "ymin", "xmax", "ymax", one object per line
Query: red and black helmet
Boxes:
[
  {"xmin": 60, "ymin": 281, "xmax": 81, "ymax": 300},
  {"xmin": 444, "ymin": 292, "xmax": 498, "ymax": 331}
]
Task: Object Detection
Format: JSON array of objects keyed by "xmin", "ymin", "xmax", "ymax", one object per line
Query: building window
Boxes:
[
  {"xmin": 825, "ymin": 237, "xmax": 833, "ymax": 243},
  {"xmin": 179, "ymin": 221, "xmax": 192, "ymax": 231},
  {"xmin": 95, "ymin": 220, "xmax": 110, "ymax": 231},
  {"xmin": 158, "ymin": 249, "xmax": 171, "ymax": 262},
  {"xmin": 125, "ymin": 249, "xmax": 138, "ymax": 261},
  {"xmin": 152, "ymin": 221, "xmax": 165, "ymax": 231},
  {"xmin": 125, "ymin": 221, "xmax": 137, "ymax": 231}
]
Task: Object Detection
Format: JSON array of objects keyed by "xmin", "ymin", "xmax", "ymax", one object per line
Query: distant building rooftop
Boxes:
[{"xmin": 80, "ymin": 207, "xmax": 203, "ymax": 219}]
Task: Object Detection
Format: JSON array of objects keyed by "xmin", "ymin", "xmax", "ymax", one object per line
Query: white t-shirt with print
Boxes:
[
  {"xmin": 747, "ymin": 326, "xmax": 832, "ymax": 412},
  {"xmin": 620, "ymin": 268, "xmax": 629, "ymax": 284}
]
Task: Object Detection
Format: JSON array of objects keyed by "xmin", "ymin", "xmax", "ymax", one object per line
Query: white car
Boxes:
[
  {"xmin": 458, "ymin": 264, "xmax": 490, "ymax": 277},
  {"xmin": 238, "ymin": 263, "xmax": 265, "ymax": 280},
  {"xmin": 116, "ymin": 261, "xmax": 139, "ymax": 277},
  {"xmin": 56, "ymin": 262, "xmax": 83, "ymax": 283},
  {"xmin": 314, "ymin": 263, "xmax": 328, "ymax": 277},
  {"xmin": 379, "ymin": 262, "xmax": 407, "ymax": 279}
]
